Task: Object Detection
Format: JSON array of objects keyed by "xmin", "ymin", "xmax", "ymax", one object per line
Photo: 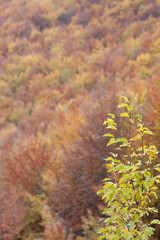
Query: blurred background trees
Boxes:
[{"xmin": 0, "ymin": 0, "xmax": 160, "ymax": 239}]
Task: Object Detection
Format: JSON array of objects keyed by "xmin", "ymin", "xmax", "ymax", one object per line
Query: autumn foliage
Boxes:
[{"xmin": 0, "ymin": 0, "xmax": 160, "ymax": 239}]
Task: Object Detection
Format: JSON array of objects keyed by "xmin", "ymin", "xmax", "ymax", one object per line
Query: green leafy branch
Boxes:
[{"xmin": 98, "ymin": 96, "xmax": 160, "ymax": 240}]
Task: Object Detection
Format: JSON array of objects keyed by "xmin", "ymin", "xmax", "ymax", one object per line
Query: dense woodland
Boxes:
[{"xmin": 0, "ymin": 0, "xmax": 160, "ymax": 239}]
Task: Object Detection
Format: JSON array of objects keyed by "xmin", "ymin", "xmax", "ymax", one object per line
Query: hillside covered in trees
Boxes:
[{"xmin": 0, "ymin": 0, "xmax": 160, "ymax": 239}]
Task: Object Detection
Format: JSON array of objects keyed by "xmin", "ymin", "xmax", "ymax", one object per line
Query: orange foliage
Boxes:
[
  {"xmin": 0, "ymin": 183, "xmax": 26, "ymax": 240},
  {"xmin": 0, "ymin": 0, "xmax": 160, "ymax": 239},
  {"xmin": 4, "ymin": 138, "xmax": 51, "ymax": 194}
]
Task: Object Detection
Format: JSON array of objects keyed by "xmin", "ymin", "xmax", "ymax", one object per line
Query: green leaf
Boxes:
[
  {"xmin": 128, "ymin": 221, "xmax": 134, "ymax": 226},
  {"xmin": 105, "ymin": 217, "xmax": 113, "ymax": 224},
  {"xmin": 137, "ymin": 114, "xmax": 142, "ymax": 120},
  {"xmin": 103, "ymin": 133, "xmax": 114, "ymax": 137},
  {"xmin": 107, "ymin": 138, "xmax": 116, "ymax": 147},
  {"xmin": 151, "ymin": 191, "xmax": 158, "ymax": 199},
  {"xmin": 120, "ymin": 112, "xmax": 129, "ymax": 118},
  {"xmin": 117, "ymin": 103, "xmax": 128, "ymax": 108},
  {"xmin": 103, "ymin": 208, "xmax": 113, "ymax": 214},
  {"xmin": 104, "ymin": 181, "xmax": 114, "ymax": 187},
  {"xmin": 130, "ymin": 118, "xmax": 134, "ymax": 124},
  {"xmin": 103, "ymin": 120, "xmax": 107, "ymax": 125},
  {"xmin": 97, "ymin": 189, "xmax": 104, "ymax": 195},
  {"xmin": 135, "ymin": 192, "xmax": 140, "ymax": 202},
  {"xmin": 151, "ymin": 219, "xmax": 160, "ymax": 225},
  {"xmin": 105, "ymin": 157, "xmax": 114, "ymax": 161},
  {"xmin": 120, "ymin": 141, "xmax": 130, "ymax": 147},
  {"xmin": 110, "ymin": 152, "xmax": 118, "ymax": 158},
  {"xmin": 120, "ymin": 96, "xmax": 129, "ymax": 103},
  {"xmin": 148, "ymin": 207, "xmax": 158, "ymax": 213},
  {"xmin": 108, "ymin": 167, "xmax": 115, "ymax": 172},
  {"xmin": 116, "ymin": 138, "xmax": 127, "ymax": 143},
  {"xmin": 106, "ymin": 125, "xmax": 117, "ymax": 130},
  {"xmin": 109, "ymin": 192, "xmax": 116, "ymax": 202},
  {"xmin": 127, "ymin": 105, "xmax": 132, "ymax": 111},
  {"xmin": 102, "ymin": 178, "xmax": 111, "ymax": 181},
  {"xmin": 143, "ymin": 226, "xmax": 155, "ymax": 235},
  {"xmin": 98, "ymin": 235, "xmax": 108, "ymax": 240},
  {"xmin": 119, "ymin": 174, "xmax": 129, "ymax": 183},
  {"xmin": 104, "ymin": 118, "xmax": 117, "ymax": 125},
  {"xmin": 143, "ymin": 130, "xmax": 153, "ymax": 135},
  {"xmin": 107, "ymin": 113, "xmax": 115, "ymax": 119},
  {"xmin": 116, "ymin": 165, "xmax": 125, "ymax": 171},
  {"xmin": 130, "ymin": 134, "xmax": 141, "ymax": 141}
]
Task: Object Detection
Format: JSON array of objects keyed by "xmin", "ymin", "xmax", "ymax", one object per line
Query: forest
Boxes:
[{"xmin": 0, "ymin": 0, "xmax": 160, "ymax": 239}]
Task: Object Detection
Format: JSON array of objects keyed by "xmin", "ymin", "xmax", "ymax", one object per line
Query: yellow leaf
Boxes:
[
  {"xmin": 120, "ymin": 112, "xmax": 129, "ymax": 118},
  {"xmin": 107, "ymin": 138, "xmax": 116, "ymax": 147}
]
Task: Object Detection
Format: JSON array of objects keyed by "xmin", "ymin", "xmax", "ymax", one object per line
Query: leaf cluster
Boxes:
[{"xmin": 98, "ymin": 97, "xmax": 160, "ymax": 240}]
